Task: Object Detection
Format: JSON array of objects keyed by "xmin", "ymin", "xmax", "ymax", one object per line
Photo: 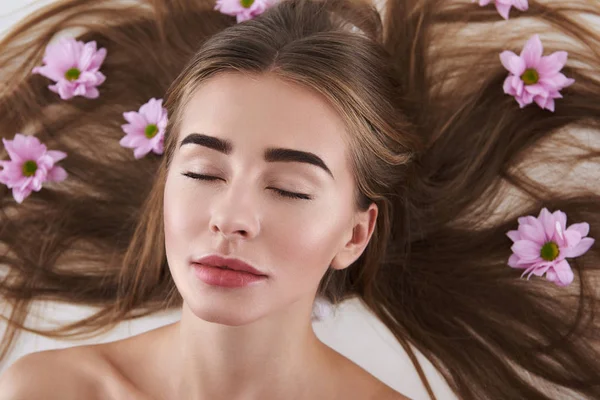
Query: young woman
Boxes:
[{"xmin": 0, "ymin": 0, "xmax": 598, "ymax": 399}]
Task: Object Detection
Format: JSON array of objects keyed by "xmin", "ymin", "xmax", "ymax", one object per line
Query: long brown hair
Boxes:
[{"xmin": 1, "ymin": 0, "xmax": 599, "ymax": 398}]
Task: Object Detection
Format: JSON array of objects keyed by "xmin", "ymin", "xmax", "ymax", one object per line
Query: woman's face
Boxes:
[{"xmin": 163, "ymin": 72, "xmax": 377, "ymax": 325}]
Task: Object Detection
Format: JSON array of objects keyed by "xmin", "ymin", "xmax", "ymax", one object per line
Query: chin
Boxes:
[
  {"xmin": 193, "ymin": 308, "xmax": 268, "ymax": 326},
  {"xmin": 198, "ymin": 313, "xmax": 259, "ymax": 326},
  {"xmin": 184, "ymin": 293, "xmax": 270, "ymax": 326}
]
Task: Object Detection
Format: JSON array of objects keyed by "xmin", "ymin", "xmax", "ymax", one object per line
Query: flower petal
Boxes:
[
  {"xmin": 562, "ymin": 237, "xmax": 595, "ymax": 258},
  {"xmin": 12, "ymin": 187, "xmax": 32, "ymax": 204},
  {"xmin": 73, "ymin": 84, "xmax": 87, "ymax": 97},
  {"xmin": 539, "ymin": 73, "xmax": 574, "ymax": 91},
  {"xmin": 549, "ymin": 259, "xmax": 574, "ymax": 286},
  {"xmin": 55, "ymin": 81, "xmax": 76, "ymax": 100},
  {"xmin": 82, "ymin": 87, "xmax": 100, "ymax": 99},
  {"xmin": 121, "ymin": 124, "xmax": 145, "ymax": 138},
  {"xmin": 518, "ymin": 215, "xmax": 538, "ymax": 227},
  {"xmin": 46, "ymin": 150, "xmax": 67, "ymax": 163},
  {"xmin": 5, "ymin": 134, "xmax": 47, "ymax": 161},
  {"xmin": 524, "ymin": 84, "xmax": 548, "ymax": 96},
  {"xmin": 521, "ymin": 35, "xmax": 543, "ymax": 67},
  {"xmin": 562, "ymin": 228, "xmax": 581, "ymax": 248},
  {"xmin": 215, "ymin": 0, "xmax": 245, "ymax": 14},
  {"xmin": 513, "ymin": 0, "xmax": 529, "ymax": 11},
  {"xmin": 0, "ymin": 162, "xmax": 23, "ymax": 186},
  {"xmin": 533, "ymin": 94, "xmax": 554, "ymax": 112},
  {"xmin": 512, "ymin": 240, "xmax": 542, "ymax": 261},
  {"xmin": 17, "ymin": 176, "xmax": 34, "ymax": 192},
  {"xmin": 2, "ymin": 139, "xmax": 23, "ymax": 163},
  {"xmin": 152, "ymin": 137, "xmax": 165, "ymax": 155},
  {"xmin": 519, "ymin": 223, "xmax": 546, "ymax": 244},
  {"xmin": 500, "ymin": 51, "xmax": 526, "ymax": 76},
  {"xmin": 543, "ymin": 97, "xmax": 555, "ymax": 112},
  {"xmin": 133, "ymin": 142, "xmax": 153, "ymax": 159},
  {"xmin": 89, "ymin": 47, "xmax": 107, "ymax": 71},
  {"xmin": 123, "ymin": 111, "xmax": 148, "ymax": 128},
  {"xmin": 503, "ymin": 75, "xmax": 524, "ymax": 96},
  {"xmin": 215, "ymin": 0, "xmax": 273, "ymax": 22},
  {"xmin": 538, "ymin": 208, "xmax": 555, "ymax": 242},
  {"xmin": 139, "ymin": 98, "xmax": 165, "ymax": 124},
  {"xmin": 567, "ymin": 222, "xmax": 590, "ymax": 238},
  {"xmin": 495, "ymin": 3, "xmax": 511, "ymax": 20},
  {"xmin": 529, "ymin": 262, "xmax": 552, "ymax": 277},
  {"xmin": 508, "ymin": 253, "xmax": 521, "ymax": 268},
  {"xmin": 537, "ymin": 51, "xmax": 568, "ymax": 76},
  {"xmin": 506, "ymin": 229, "xmax": 521, "ymax": 242},
  {"xmin": 30, "ymin": 176, "xmax": 43, "ymax": 191},
  {"xmin": 32, "ymin": 64, "xmax": 66, "ymax": 82},
  {"xmin": 120, "ymin": 134, "xmax": 148, "ymax": 148},
  {"xmin": 46, "ymin": 38, "xmax": 79, "ymax": 72},
  {"xmin": 48, "ymin": 166, "xmax": 68, "ymax": 182}
]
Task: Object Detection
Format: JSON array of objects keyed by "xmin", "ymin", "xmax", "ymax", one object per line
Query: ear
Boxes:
[{"xmin": 330, "ymin": 202, "xmax": 378, "ymax": 271}]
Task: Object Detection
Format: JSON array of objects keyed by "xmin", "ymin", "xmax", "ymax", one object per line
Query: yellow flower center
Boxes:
[
  {"xmin": 540, "ymin": 242, "xmax": 560, "ymax": 261},
  {"xmin": 520, "ymin": 68, "xmax": 539, "ymax": 85},
  {"xmin": 22, "ymin": 160, "xmax": 38, "ymax": 177},
  {"xmin": 64, "ymin": 67, "xmax": 81, "ymax": 81},
  {"xmin": 240, "ymin": 0, "xmax": 255, "ymax": 8},
  {"xmin": 144, "ymin": 124, "xmax": 159, "ymax": 138}
]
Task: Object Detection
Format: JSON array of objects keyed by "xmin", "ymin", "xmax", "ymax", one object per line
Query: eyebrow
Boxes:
[{"xmin": 179, "ymin": 133, "xmax": 335, "ymax": 179}]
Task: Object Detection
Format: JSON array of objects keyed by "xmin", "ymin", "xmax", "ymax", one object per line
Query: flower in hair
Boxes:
[
  {"xmin": 506, "ymin": 208, "xmax": 595, "ymax": 287},
  {"xmin": 0, "ymin": 134, "xmax": 67, "ymax": 203},
  {"xmin": 120, "ymin": 98, "xmax": 168, "ymax": 159},
  {"xmin": 215, "ymin": 0, "xmax": 274, "ymax": 23},
  {"xmin": 500, "ymin": 34, "xmax": 575, "ymax": 112},
  {"xmin": 32, "ymin": 37, "xmax": 107, "ymax": 100},
  {"xmin": 474, "ymin": 0, "xmax": 528, "ymax": 20}
]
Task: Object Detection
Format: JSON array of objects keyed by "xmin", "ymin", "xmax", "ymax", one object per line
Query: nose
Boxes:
[{"xmin": 209, "ymin": 179, "xmax": 261, "ymax": 241}]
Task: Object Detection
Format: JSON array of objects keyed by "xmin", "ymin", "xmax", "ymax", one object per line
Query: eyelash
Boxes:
[{"xmin": 181, "ymin": 172, "xmax": 312, "ymax": 201}]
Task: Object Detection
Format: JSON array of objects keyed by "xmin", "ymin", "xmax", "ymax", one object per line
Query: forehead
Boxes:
[{"xmin": 177, "ymin": 72, "xmax": 352, "ymax": 176}]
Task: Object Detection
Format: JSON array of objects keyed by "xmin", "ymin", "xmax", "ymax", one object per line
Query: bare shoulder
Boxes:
[
  {"xmin": 0, "ymin": 343, "xmax": 152, "ymax": 400},
  {"xmin": 337, "ymin": 356, "xmax": 413, "ymax": 400},
  {"xmin": 362, "ymin": 372, "xmax": 413, "ymax": 400},
  {"xmin": 376, "ymin": 384, "xmax": 414, "ymax": 400},
  {"xmin": 0, "ymin": 346, "xmax": 105, "ymax": 400}
]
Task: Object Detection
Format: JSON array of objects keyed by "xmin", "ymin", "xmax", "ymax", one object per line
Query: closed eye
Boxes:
[{"xmin": 181, "ymin": 172, "xmax": 312, "ymax": 200}]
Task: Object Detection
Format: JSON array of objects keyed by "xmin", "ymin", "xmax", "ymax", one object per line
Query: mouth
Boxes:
[
  {"xmin": 193, "ymin": 263, "xmax": 232, "ymax": 270},
  {"xmin": 192, "ymin": 263, "xmax": 268, "ymax": 288},
  {"xmin": 192, "ymin": 262, "xmax": 265, "ymax": 276},
  {"xmin": 190, "ymin": 254, "xmax": 268, "ymax": 276}
]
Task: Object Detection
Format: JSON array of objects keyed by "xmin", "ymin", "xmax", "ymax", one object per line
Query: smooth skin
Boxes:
[{"xmin": 0, "ymin": 73, "xmax": 411, "ymax": 400}]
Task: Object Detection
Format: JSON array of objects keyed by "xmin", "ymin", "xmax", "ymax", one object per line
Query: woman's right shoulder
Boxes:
[{"xmin": 0, "ymin": 346, "xmax": 110, "ymax": 400}]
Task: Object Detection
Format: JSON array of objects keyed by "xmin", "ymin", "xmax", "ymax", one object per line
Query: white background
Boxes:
[{"xmin": 0, "ymin": 1, "xmax": 457, "ymax": 399}]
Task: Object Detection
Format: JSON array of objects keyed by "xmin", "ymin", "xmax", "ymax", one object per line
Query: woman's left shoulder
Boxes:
[
  {"xmin": 337, "ymin": 358, "xmax": 412, "ymax": 400},
  {"xmin": 381, "ymin": 386, "xmax": 413, "ymax": 400},
  {"xmin": 368, "ymin": 379, "xmax": 413, "ymax": 400}
]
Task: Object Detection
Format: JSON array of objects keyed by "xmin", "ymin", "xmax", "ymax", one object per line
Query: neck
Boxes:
[{"xmin": 166, "ymin": 300, "xmax": 340, "ymax": 400}]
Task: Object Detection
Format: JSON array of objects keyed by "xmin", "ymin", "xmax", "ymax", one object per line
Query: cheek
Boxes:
[
  {"xmin": 269, "ymin": 203, "xmax": 347, "ymax": 277},
  {"xmin": 163, "ymin": 174, "xmax": 204, "ymax": 256}
]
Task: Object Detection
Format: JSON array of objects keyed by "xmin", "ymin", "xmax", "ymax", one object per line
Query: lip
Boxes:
[
  {"xmin": 192, "ymin": 264, "xmax": 267, "ymax": 288},
  {"xmin": 191, "ymin": 254, "xmax": 268, "ymax": 276}
]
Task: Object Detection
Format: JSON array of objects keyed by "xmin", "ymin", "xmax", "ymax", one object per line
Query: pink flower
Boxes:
[
  {"xmin": 474, "ymin": 0, "xmax": 528, "ymax": 20},
  {"xmin": 506, "ymin": 208, "xmax": 595, "ymax": 287},
  {"xmin": 215, "ymin": 0, "xmax": 274, "ymax": 23},
  {"xmin": 500, "ymin": 35, "xmax": 575, "ymax": 112},
  {"xmin": 32, "ymin": 37, "xmax": 107, "ymax": 100},
  {"xmin": 0, "ymin": 134, "xmax": 68, "ymax": 204},
  {"xmin": 120, "ymin": 98, "xmax": 168, "ymax": 159}
]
